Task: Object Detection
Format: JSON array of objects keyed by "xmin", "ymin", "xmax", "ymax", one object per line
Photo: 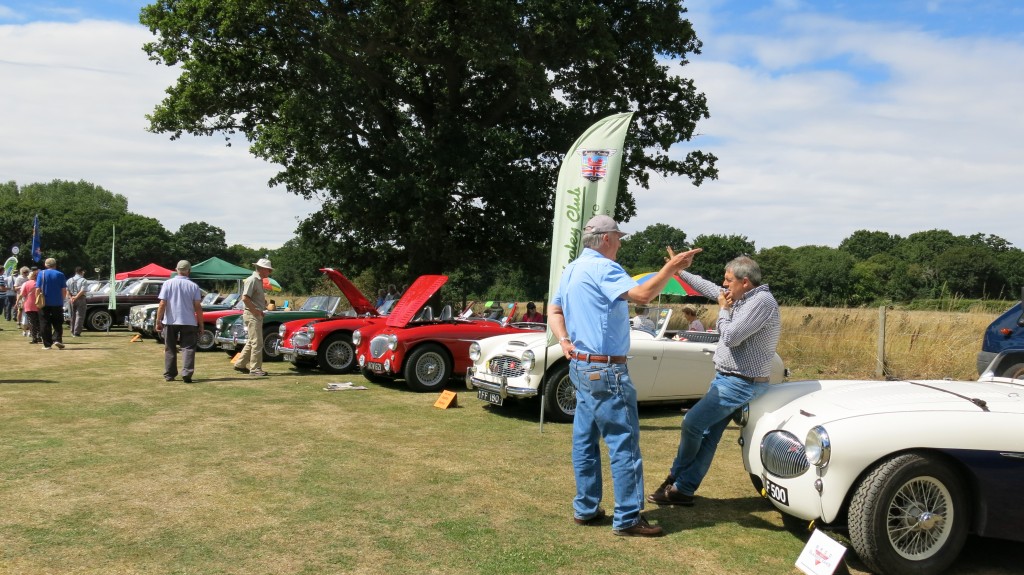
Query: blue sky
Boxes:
[{"xmin": 2, "ymin": 0, "xmax": 1023, "ymax": 251}]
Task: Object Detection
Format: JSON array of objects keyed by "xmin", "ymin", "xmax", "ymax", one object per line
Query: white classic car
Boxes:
[
  {"xmin": 466, "ymin": 306, "xmax": 787, "ymax": 422},
  {"xmin": 735, "ymin": 352, "xmax": 1024, "ymax": 575}
]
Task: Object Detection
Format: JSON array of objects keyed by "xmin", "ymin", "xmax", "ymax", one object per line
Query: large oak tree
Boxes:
[{"xmin": 141, "ymin": 0, "xmax": 717, "ymax": 279}]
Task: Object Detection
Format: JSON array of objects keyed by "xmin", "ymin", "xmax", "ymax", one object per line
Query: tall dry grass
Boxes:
[{"xmin": 651, "ymin": 302, "xmax": 1001, "ymax": 381}]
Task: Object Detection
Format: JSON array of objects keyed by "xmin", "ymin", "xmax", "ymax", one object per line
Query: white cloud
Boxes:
[
  {"xmin": 0, "ymin": 20, "xmax": 313, "ymax": 249},
  {"xmin": 625, "ymin": 12, "xmax": 1024, "ymax": 250}
]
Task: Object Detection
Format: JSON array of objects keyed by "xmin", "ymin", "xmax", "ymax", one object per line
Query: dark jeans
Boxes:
[
  {"xmin": 38, "ymin": 305, "xmax": 64, "ymax": 347},
  {"xmin": 2, "ymin": 294, "xmax": 13, "ymax": 320},
  {"xmin": 164, "ymin": 324, "xmax": 198, "ymax": 380}
]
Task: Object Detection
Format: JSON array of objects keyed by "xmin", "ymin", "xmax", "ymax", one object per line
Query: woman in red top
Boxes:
[{"xmin": 18, "ymin": 270, "xmax": 40, "ymax": 344}]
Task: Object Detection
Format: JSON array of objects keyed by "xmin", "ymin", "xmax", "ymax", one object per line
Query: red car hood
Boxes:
[
  {"xmin": 321, "ymin": 268, "xmax": 378, "ymax": 316},
  {"xmin": 386, "ymin": 275, "xmax": 448, "ymax": 328}
]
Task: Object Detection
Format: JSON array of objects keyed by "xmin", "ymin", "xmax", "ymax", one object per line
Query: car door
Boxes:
[{"xmin": 650, "ymin": 340, "xmax": 717, "ymax": 400}]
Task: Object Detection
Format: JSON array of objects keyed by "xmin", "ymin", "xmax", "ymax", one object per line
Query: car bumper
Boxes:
[
  {"xmin": 465, "ymin": 367, "xmax": 539, "ymax": 399},
  {"xmin": 278, "ymin": 343, "xmax": 316, "ymax": 361}
]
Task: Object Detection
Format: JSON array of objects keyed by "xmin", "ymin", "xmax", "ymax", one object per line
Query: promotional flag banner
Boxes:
[
  {"xmin": 545, "ymin": 112, "xmax": 634, "ymax": 346},
  {"xmin": 3, "ymin": 256, "xmax": 17, "ymax": 275},
  {"xmin": 108, "ymin": 226, "xmax": 117, "ymax": 311},
  {"xmin": 31, "ymin": 214, "xmax": 42, "ymax": 263}
]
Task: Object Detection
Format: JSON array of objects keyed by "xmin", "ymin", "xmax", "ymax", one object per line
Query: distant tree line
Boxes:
[{"xmin": 617, "ymin": 224, "xmax": 1024, "ymax": 306}]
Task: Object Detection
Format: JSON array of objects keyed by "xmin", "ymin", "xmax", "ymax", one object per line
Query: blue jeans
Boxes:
[
  {"xmin": 670, "ymin": 373, "xmax": 769, "ymax": 495},
  {"xmin": 571, "ymin": 359, "xmax": 645, "ymax": 530}
]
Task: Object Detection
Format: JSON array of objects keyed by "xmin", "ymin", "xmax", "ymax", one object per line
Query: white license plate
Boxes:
[
  {"xmin": 477, "ymin": 389, "xmax": 503, "ymax": 405},
  {"xmin": 764, "ymin": 477, "xmax": 789, "ymax": 506},
  {"xmin": 367, "ymin": 362, "xmax": 384, "ymax": 373}
]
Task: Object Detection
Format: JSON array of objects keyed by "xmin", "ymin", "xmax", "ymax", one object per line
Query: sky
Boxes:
[{"xmin": 2, "ymin": 1, "xmax": 1023, "ymax": 251}]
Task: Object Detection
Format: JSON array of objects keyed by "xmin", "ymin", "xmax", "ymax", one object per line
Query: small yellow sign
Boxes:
[
  {"xmin": 434, "ymin": 390, "xmax": 458, "ymax": 409},
  {"xmin": 130, "ymin": 334, "xmax": 142, "ymax": 342}
]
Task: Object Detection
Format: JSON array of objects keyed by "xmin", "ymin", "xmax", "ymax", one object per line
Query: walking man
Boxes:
[
  {"xmin": 34, "ymin": 258, "xmax": 68, "ymax": 350},
  {"xmin": 66, "ymin": 266, "xmax": 88, "ymax": 337},
  {"xmin": 156, "ymin": 260, "xmax": 204, "ymax": 383},
  {"xmin": 233, "ymin": 258, "xmax": 272, "ymax": 377},
  {"xmin": 547, "ymin": 215, "xmax": 700, "ymax": 537},
  {"xmin": 648, "ymin": 255, "xmax": 780, "ymax": 507}
]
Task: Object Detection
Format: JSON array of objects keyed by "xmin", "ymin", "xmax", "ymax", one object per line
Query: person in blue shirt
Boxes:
[
  {"xmin": 34, "ymin": 258, "xmax": 68, "ymax": 350},
  {"xmin": 547, "ymin": 214, "xmax": 700, "ymax": 538}
]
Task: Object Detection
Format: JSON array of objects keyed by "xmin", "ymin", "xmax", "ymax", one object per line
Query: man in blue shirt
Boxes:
[
  {"xmin": 547, "ymin": 215, "xmax": 700, "ymax": 537},
  {"xmin": 34, "ymin": 258, "xmax": 68, "ymax": 350},
  {"xmin": 156, "ymin": 260, "xmax": 204, "ymax": 383}
]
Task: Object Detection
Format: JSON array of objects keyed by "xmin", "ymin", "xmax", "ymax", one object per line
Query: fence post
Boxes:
[{"xmin": 876, "ymin": 305, "xmax": 887, "ymax": 378}]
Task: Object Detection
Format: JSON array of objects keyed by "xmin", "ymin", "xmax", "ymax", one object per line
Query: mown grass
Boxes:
[{"xmin": 0, "ymin": 309, "xmax": 1020, "ymax": 575}]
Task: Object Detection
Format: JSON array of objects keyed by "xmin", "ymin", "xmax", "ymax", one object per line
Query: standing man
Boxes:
[
  {"xmin": 233, "ymin": 258, "xmax": 272, "ymax": 377},
  {"xmin": 0, "ymin": 269, "xmax": 9, "ymax": 324},
  {"xmin": 648, "ymin": 255, "xmax": 780, "ymax": 507},
  {"xmin": 156, "ymin": 260, "xmax": 204, "ymax": 383},
  {"xmin": 547, "ymin": 215, "xmax": 700, "ymax": 537},
  {"xmin": 66, "ymin": 266, "xmax": 88, "ymax": 337},
  {"xmin": 34, "ymin": 258, "xmax": 68, "ymax": 350}
]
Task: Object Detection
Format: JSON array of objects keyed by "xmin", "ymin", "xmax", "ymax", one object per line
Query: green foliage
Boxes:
[
  {"xmin": 689, "ymin": 234, "xmax": 756, "ymax": 280},
  {"xmin": 85, "ymin": 214, "xmax": 173, "ymax": 274},
  {"xmin": 173, "ymin": 222, "xmax": 228, "ymax": 264},
  {"xmin": 140, "ymin": 0, "xmax": 717, "ymax": 281},
  {"xmin": 838, "ymin": 229, "xmax": 902, "ymax": 260},
  {"xmin": 617, "ymin": 223, "xmax": 688, "ymax": 273}
]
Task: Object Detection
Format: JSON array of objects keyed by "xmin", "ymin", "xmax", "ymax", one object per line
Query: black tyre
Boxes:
[
  {"xmin": 361, "ymin": 368, "xmax": 393, "ymax": 385},
  {"xmin": 261, "ymin": 326, "xmax": 282, "ymax": 361},
  {"xmin": 318, "ymin": 333, "xmax": 356, "ymax": 374},
  {"xmin": 197, "ymin": 327, "xmax": 217, "ymax": 351},
  {"xmin": 403, "ymin": 344, "xmax": 452, "ymax": 392},
  {"xmin": 999, "ymin": 362, "xmax": 1024, "ymax": 380},
  {"xmin": 542, "ymin": 363, "xmax": 575, "ymax": 423},
  {"xmin": 86, "ymin": 309, "xmax": 113, "ymax": 331},
  {"xmin": 848, "ymin": 452, "xmax": 969, "ymax": 575}
]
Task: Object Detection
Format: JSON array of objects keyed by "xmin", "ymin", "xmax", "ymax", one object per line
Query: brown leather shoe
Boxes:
[
  {"xmin": 613, "ymin": 515, "xmax": 664, "ymax": 537},
  {"xmin": 573, "ymin": 508, "xmax": 606, "ymax": 526},
  {"xmin": 648, "ymin": 484, "xmax": 695, "ymax": 507}
]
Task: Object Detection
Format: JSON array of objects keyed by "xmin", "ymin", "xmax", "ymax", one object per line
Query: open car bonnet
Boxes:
[
  {"xmin": 385, "ymin": 275, "xmax": 448, "ymax": 328},
  {"xmin": 321, "ymin": 268, "xmax": 378, "ymax": 316}
]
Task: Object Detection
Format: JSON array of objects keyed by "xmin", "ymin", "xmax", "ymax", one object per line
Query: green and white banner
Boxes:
[{"xmin": 545, "ymin": 111, "xmax": 634, "ymax": 346}]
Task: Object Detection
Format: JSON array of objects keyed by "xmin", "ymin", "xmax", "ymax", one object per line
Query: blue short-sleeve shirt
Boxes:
[{"xmin": 553, "ymin": 248, "xmax": 638, "ymax": 356}]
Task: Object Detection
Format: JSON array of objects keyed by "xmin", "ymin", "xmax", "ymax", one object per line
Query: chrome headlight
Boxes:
[
  {"xmin": 387, "ymin": 334, "xmax": 398, "ymax": 351},
  {"xmin": 468, "ymin": 342, "xmax": 481, "ymax": 362},
  {"xmin": 805, "ymin": 426, "xmax": 831, "ymax": 468},
  {"xmin": 216, "ymin": 318, "xmax": 224, "ymax": 330},
  {"xmin": 521, "ymin": 349, "xmax": 535, "ymax": 371},
  {"xmin": 278, "ymin": 324, "xmax": 287, "ymax": 337},
  {"xmin": 352, "ymin": 330, "xmax": 362, "ymax": 345}
]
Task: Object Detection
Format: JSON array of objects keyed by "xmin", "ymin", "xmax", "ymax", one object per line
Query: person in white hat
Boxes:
[{"xmin": 233, "ymin": 258, "xmax": 273, "ymax": 377}]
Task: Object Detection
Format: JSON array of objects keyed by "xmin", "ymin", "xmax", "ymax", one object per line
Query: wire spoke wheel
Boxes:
[{"xmin": 887, "ymin": 476, "xmax": 953, "ymax": 559}]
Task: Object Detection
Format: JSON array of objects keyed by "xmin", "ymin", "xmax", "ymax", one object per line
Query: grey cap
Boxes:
[
  {"xmin": 176, "ymin": 260, "xmax": 191, "ymax": 272},
  {"xmin": 584, "ymin": 214, "xmax": 626, "ymax": 236}
]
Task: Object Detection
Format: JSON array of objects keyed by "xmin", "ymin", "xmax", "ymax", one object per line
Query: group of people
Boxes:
[
  {"xmin": 549, "ymin": 215, "xmax": 780, "ymax": 537},
  {"xmin": 1, "ymin": 258, "xmax": 75, "ymax": 349},
  {"xmin": 157, "ymin": 258, "xmax": 274, "ymax": 383}
]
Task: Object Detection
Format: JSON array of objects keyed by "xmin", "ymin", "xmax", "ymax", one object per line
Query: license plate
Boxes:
[
  {"xmin": 367, "ymin": 362, "xmax": 384, "ymax": 373},
  {"xmin": 477, "ymin": 389, "xmax": 503, "ymax": 405},
  {"xmin": 764, "ymin": 477, "xmax": 789, "ymax": 506}
]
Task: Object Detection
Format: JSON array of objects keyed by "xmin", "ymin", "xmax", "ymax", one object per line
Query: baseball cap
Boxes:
[{"xmin": 584, "ymin": 214, "xmax": 626, "ymax": 236}]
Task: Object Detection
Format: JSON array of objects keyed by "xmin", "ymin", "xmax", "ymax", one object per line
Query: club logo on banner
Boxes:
[{"xmin": 580, "ymin": 149, "xmax": 616, "ymax": 182}]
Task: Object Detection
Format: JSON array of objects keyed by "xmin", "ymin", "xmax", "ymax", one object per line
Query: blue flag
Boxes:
[{"xmin": 31, "ymin": 215, "xmax": 42, "ymax": 263}]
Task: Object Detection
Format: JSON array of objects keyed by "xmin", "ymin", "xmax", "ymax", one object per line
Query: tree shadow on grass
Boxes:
[{"xmin": 0, "ymin": 379, "xmax": 59, "ymax": 384}]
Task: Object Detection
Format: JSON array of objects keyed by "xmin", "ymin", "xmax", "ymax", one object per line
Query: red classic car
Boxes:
[
  {"xmin": 353, "ymin": 275, "xmax": 539, "ymax": 392},
  {"xmin": 276, "ymin": 269, "xmax": 393, "ymax": 373}
]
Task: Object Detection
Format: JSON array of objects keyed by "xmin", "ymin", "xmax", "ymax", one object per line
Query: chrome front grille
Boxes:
[
  {"xmin": 760, "ymin": 430, "xmax": 809, "ymax": 478},
  {"xmin": 487, "ymin": 355, "xmax": 526, "ymax": 379},
  {"xmin": 369, "ymin": 335, "xmax": 389, "ymax": 358}
]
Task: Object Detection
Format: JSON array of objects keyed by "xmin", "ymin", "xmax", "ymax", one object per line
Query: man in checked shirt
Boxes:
[{"xmin": 648, "ymin": 255, "xmax": 781, "ymax": 506}]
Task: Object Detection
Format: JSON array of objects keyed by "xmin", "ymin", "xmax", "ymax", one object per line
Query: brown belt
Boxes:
[
  {"xmin": 718, "ymin": 371, "xmax": 770, "ymax": 383},
  {"xmin": 571, "ymin": 352, "xmax": 627, "ymax": 364}
]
